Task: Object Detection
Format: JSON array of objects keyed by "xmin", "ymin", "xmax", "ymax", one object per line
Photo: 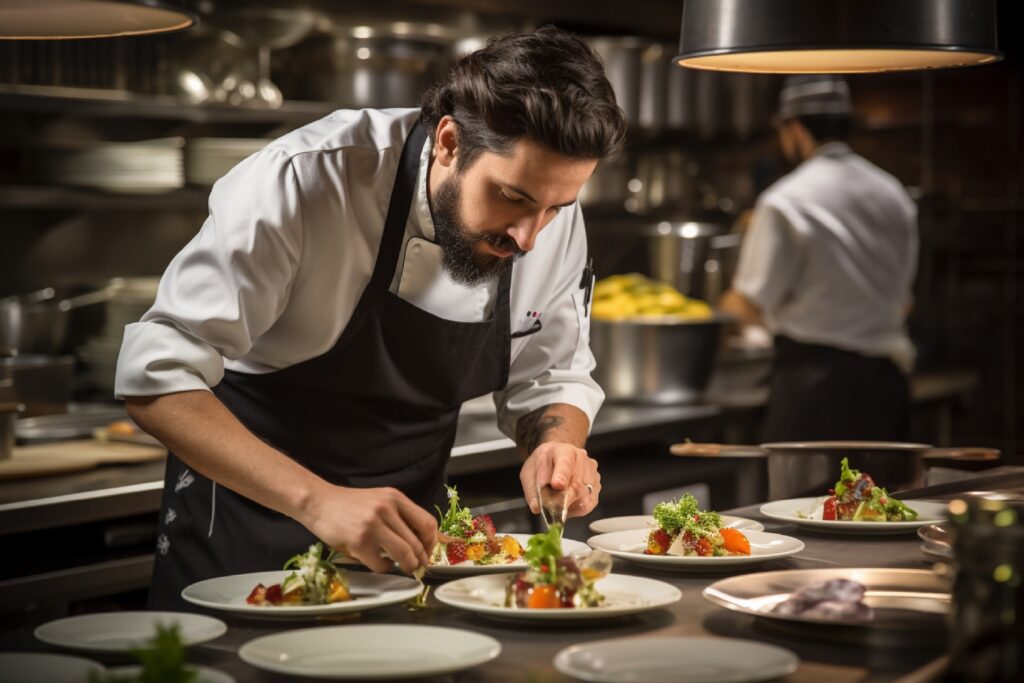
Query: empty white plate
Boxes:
[
  {"xmin": 0, "ymin": 652, "xmax": 102, "ymax": 683},
  {"xmin": 426, "ymin": 534, "xmax": 591, "ymax": 578},
  {"xmin": 434, "ymin": 572, "xmax": 681, "ymax": 621},
  {"xmin": 759, "ymin": 497, "xmax": 947, "ymax": 534},
  {"xmin": 589, "ymin": 515, "xmax": 764, "ymax": 535},
  {"xmin": 554, "ymin": 636, "xmax": 799, "ymax": 683},
  {"xmin": 34, "ymin": 611, "xmax": 226, "ymax": 653},
  {"xmin": 587, "ymin": 529, "xmax": 804, "ymax": 570},
  {"xmin": 182, "ymin": 570, "xmax": 422, "ymax": 619},
  {"xmin": 239, "ymin": 624, "xmax": 500, "ymax": 679},
  {"xmin": 108, "ymin": 664, "xmax": 234, "ymax": 683}
]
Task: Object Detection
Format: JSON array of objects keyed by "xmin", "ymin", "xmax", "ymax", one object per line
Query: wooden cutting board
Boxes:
[{"xmin": 0, "ymin": 439, "xmax": 167, "ymax": 481}]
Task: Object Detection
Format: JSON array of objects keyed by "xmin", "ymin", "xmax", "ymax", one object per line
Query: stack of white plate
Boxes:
[
  {"xmin": 185, "ymin": 138, "xmax": 269, "ymax": 186},
  {"xmin": 37, "ymin": 139, "xmax": 185, "ymax": 193},
  {"xmin": 80, "ymin": 278, "xmax": 160, "ymax": 393}
]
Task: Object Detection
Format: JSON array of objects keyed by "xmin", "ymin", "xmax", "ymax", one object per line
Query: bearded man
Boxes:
[{"xmin": 114, "ymin": 26, "xmax": 626, "ymax": 609}]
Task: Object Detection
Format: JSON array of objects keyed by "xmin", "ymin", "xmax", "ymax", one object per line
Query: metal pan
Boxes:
[{"xmin": 670, "ymin": 441, "xmax": 1001, "ymax": 500}]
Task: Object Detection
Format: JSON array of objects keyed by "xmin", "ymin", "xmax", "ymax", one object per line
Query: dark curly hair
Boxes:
[{"xmin": 420, "ymin": 26, "xmax": 627, "ymax": 171}]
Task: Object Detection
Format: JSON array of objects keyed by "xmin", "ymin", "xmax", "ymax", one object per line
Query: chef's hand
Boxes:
[
  {"xmin": 304, "ymin": 485, "xmax": 437, "ymax": 573},
  {"xmin": 520, "ymin": 442, "xmax": 601, "ymax": 518}
]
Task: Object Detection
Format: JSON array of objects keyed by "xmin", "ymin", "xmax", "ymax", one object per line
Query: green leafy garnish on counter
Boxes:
[{"xmin": 89, "ymin": 624, "xmax": 197, "ymax": 683}]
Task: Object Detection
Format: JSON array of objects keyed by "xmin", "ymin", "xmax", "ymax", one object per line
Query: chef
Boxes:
[
  {"xmin": 719, "ymin": 75, "xmax": 918, "ymax": 442},
  {"xmin": 114, "ymin": 27, "xmax": 627, "ymax": 608}
]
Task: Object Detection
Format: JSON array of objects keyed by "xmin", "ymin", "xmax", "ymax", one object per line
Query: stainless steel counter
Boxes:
[{"xmin": 0, "ymin": 487, "xmax": 981, "ymax": 682}]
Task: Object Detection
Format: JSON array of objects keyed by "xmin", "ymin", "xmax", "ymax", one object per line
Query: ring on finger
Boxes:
[{"xmin": 585, "ymin": 483, "xmax": 594, "ymax": 495}]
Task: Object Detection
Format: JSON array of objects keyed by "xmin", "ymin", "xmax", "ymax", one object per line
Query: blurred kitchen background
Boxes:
[
  {"xmin": 1, "ymin": 0, "xmax": 1019, "ymax": 458},
  {"xmin": 0, "ymin": 0, "xmax": 1020, "ymax": 619}
]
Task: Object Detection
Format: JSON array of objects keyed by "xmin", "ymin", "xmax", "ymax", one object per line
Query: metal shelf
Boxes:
[
  {"xmin": 0, "ymin": 185, "xmax": 209, "ymax": 211},
  {"xmin": 0, "ymin": 85, "xmax": 336, "ymax": 125}
]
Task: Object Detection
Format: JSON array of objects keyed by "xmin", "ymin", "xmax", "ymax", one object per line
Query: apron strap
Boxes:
[{"xmin": 371, "ymin": 119, "xmax": 427, "ymax": 290}]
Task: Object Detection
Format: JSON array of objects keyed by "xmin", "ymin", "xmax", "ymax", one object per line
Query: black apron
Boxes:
[
  {"xmin": 761, "ymin": 335, "xmax": 910, "ymax": 443},
  {"xmin": 148, "ymin": 120, "xmax": 512, "ymax": 610}
]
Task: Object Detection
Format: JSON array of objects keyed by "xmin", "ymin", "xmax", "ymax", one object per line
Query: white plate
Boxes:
[
  {"xmin": 109, "ymin": 664, "xmax": 234, "ymax": 683},
  {"xmin": 703, "ymin": 568, "xmax": 951, "ymax": 628},
  {"xmin": 434, "ymin": 572, "xmax": 681, "ymax": 621},
  {"xmin": 554, "ymin": 636, "xmax": 799, "ymax": 683},
  {"xmin": 239, "ymin": 625, "xmax": 500, "ymax": 680},
  {"xmin": 759, "ymin": 497, "xmax": 947, "ymax": 533},
  {"xmin": 0, "ymin": 652, "xmax": 102, "ymax": 683},
  {"xmin": 920, "ymin": 543, "xmax": 954, "ymax": 561},
  {"xmin": 586, "ymin": 529, "xmax": 804, "ymax": 570},
  {"xmin": 34, "ymin": 611, "xmax": 226, "ymax": 653},
  {"xmin": 425, "ymin": 534, "xmax": 591, "ymax": 578},
  {"xmin": 589, "ymin": 515, "xmax": 764, "ymax": 534},
  {"xmin": 182, "ymin": 571, "xmax": 422, "ymax": 618}
]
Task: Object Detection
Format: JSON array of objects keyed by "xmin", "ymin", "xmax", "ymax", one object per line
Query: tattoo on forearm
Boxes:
[{"xmin": 516, "ymin": 406, "xmax": 565, "ymax": 454}]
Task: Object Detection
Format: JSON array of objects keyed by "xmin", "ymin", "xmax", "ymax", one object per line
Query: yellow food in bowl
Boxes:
[{"xmin": 592, "ymin": 274, "xmax": 713, "ymax": 321}]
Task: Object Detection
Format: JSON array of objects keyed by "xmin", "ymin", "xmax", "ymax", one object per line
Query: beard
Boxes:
[{"xmin": 431, "ymin": 174, "xmax": 525, "ymax": 286}]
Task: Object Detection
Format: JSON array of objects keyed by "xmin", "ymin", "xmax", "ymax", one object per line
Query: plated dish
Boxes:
[
  {"xmin": 759, "ymin": 498, "xmax": 947, "ymax": 534},
  {"xmin": 703, "ymin": 568, "xmax": 951, "ymax": 628},
  {"xmin": 246, "ymin": 543, "xmax": 352, "ymax": 607},
  {"xmin": 430, "ymin": 486, "xmax": 524, "ymax": 568},
  {"xmin": 818, "ymin": 458, "xmax": 919, "ymax": 522},
  {"xmin": 435, "ymin": 571, "xmax": 682, "ymax": 622},
  {"xmin": 553, "ymin": 636, "xmax": 799, "ymax": 683},
  {"xmin": 588, "ymin": 528, "xmax": 804, "ymax": 570},
  {"xmin": 588, "ymin": 514, "xmax": 764, "ymax": 535},
  {"xmin": 34, "ymin": 612, "xmax": 226, "ymax": 653},
  {"xmin": 182, "ymin": 570, "xmax": 421, "ymax": 618},
  {"xmin": 643, "ymin": 494, "xmax": 753, "ymax": 557},
  {"xmin": 505, "ymin": 526, "xmax": 610, "ymax": 609},
  {"xmin": 239, "ymin": 625, "xmax": 501, "ymax": 680}
]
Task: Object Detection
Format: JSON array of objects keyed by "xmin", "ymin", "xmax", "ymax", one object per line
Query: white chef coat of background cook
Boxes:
[
  {"xmin": 732, "ymin": 142, "xmax": 918, "ymax": 371},
  {"xmin": 114, "ymin": 108, "xmax": 604, "ymax": 439}
]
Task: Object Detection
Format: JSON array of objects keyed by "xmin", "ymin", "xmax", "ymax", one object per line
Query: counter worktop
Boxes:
[{"xmin": 0, "ymin": 490, "xmax": 974, "ymax": 682}]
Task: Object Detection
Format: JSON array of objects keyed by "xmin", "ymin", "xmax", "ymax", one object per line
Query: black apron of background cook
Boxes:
[
  {"xmin": 148, "ymin": 120, "xmax": 512, "ymax": 610},
  {"xmin": 761, "ymin": 335, "xmax": 910, "ymax": 443}
]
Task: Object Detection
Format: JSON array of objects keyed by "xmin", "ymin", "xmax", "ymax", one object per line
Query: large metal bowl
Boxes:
[{"xmin": 590, "ymin": 315, "xmax": 726, "ymax": 404}]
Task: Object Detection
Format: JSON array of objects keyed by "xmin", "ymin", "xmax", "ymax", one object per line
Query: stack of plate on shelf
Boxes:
[
  {"xmin": 79, "ymin": 278, "xmax": 160, "ymax": 393},
  {"xmin": 185, "ymin": 138, "xmax": 270, "ymax": 186},
  {"xmin": 34, "ymin": 139, "xmax": 185, "ymax": 193}
]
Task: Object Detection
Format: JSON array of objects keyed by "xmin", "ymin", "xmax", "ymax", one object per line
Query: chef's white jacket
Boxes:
[
  {"xmin": 733, "ymin": 142, "xmax": 918, "ymax": 370},
  {"xmin": 114, "ymin": 108, "xmax": 604, "ymax": 439}
]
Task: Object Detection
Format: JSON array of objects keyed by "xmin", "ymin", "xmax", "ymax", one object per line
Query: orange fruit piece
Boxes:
[
  {"xmin": 526, "ymin": 584, "xmax": 562, "ymax": 609},
  {"xmin": 501, "ymin": 535, "xmax": 523, "ymax": 559},
  {"xmin": 466, "ymin": 543, "xmax": 487, "ymax": 561},
  {"xmin": 719, "ymin": 528, "xmax": 751, "ymax": 555}
]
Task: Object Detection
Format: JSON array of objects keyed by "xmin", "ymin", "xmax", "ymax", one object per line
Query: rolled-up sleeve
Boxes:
[
  {"xmin": 493, "ymin": 205, "xmax": 605, "ymax": 439},
  {"xmin": 115, "ymin": 146, "xmax": 304, "ymax": 398}
]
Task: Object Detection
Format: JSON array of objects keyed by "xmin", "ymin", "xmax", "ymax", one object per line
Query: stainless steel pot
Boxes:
[
  {"xmin": 288, "ymin": 23, "xmax": 451, "ymax": 108},
  {"xmin": 588, "ymin": 36, "xmax": 651, "ymax": 124},
  {"xmin": 590, "ymin": 315, "xmax": 726, "ymax": 404},
  {"xmin": 0, "ymin": 287, "xmax": 114, "ymax": 354},
  {"xmin": 644, "ymin": 221, "xmax": 730, "ymax": 299},
  {"xmin": 671, "ymin": 441, "xmax": 1002, "ymax": 500}
]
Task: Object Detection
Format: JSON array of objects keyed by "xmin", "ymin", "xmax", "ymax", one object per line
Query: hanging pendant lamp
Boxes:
[
  {"xmin": 0, "ymin": 0, "xmax": 196, "ymax": 40},
  {"xmin": 676, "ymin": 0, "xmax": 1001, "ymax": 73}
]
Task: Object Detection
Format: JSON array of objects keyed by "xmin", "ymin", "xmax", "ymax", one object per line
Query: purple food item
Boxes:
[
  {"xmin": 770, "ymin": 578, "xmax": 872, "ymax": 621},
  {"xmin": 801, "ymin": 600, "xmax": 874, "ymax": 621},
  {"xmin": 789, "ymin": 578, "xmax": 866, "ymax": 604}
]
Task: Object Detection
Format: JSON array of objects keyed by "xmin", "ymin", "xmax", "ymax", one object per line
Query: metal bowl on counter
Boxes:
[{"xmin": 590, "ymin": 314, "xmax": 727, "ymax": 405}]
